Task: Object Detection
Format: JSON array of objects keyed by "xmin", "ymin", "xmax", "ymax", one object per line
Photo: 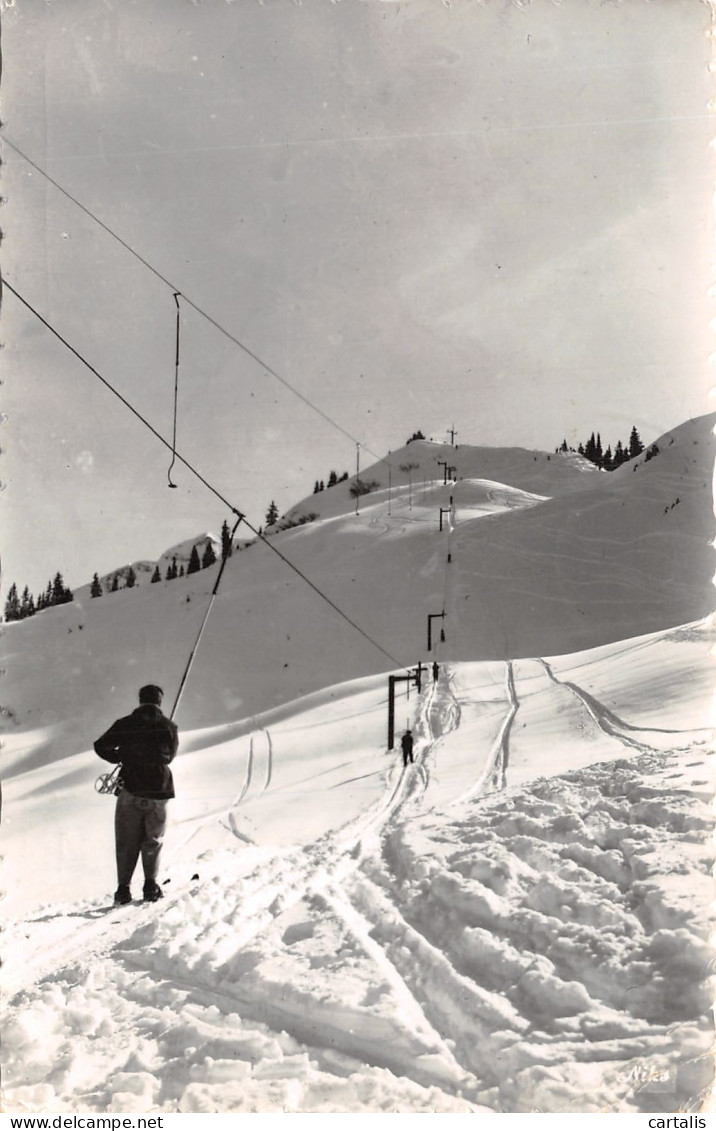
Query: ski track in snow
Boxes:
[
  {"xmin": 537, "ymin": 660, "xmax": 703, "ymax": 750},
  {"xmin": 224, "ymin": 729, "xmax": 273, "ymax": 843},
  {"xmin": 236, "ymin": 730, "xmax": 273, "ymax": 806},
  {"xmin": 318, "ymin": 883, "xmax": 473, "ymax": 1095},
  {"xmin": 447, "ymin": 660, "xmax": 518, "ymax": 805}
]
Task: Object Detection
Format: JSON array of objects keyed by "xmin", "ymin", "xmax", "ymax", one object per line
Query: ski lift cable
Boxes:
[
  {"xmin": 3, "ymin": 135, "xmax": 393, "ymax": 471},
  {"xmin": 4, "ymin": 280, "xmax": 410, "ymax": 676},
  {"xmin": 167, "ymin": 292, "xmax": 181, "ymax": 489}
]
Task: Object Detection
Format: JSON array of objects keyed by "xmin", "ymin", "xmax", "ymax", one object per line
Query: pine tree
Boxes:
[
  {"xmin": 90, "ymin": 573, "xmax": 103, "ymax": 598},
  {"xmin": 126, "ymin": 566, "xmax": 137, "ymax": 589},
  {"xmin": 313, "ymin": 481, "xmax": 320, "ymax": 494},
  {"xmin": 629, "ymin": 426, "xmax": 644, "ymax": 458},
  {"xmin": 4, "ymin": 583, "xmax": 20, "ymax": 622},
  {"xmin": 319, "ymin": 480, "xmax": 325, "ymax": 492},
  {"xmin": 202, "ymin": 541, "xmax": 217, "ymax": 569},
  {"xmin": 220, "ymin": 520, "xmax": 233, "ymax": 562},
  {"xmin": 151, "ymin": 566, "xmax": 161, "ymax": 583},
  {"xmin": 111, "ymin": 575, "xmax": 119, "ymax": 592},
  {"xmin": 327, "ymin": 470, "xmax": 338, "ymax": 487},
  {"xmin": 179, "ymin": 565, "xmax": 185, "ymax": 577},
  {"xmin": 595, "ymin": 433, "xmax": 603, "ymax": 468},
  {"xmin": 20, "ymin": 586, "xmax": 35, "ymax": 618},
  {"xmin": 52, "ymin": 572, "xmax": 68, "ymax": 605},
  {"xmin": 52, "ymin": 573, "xmax": 63, "ymax": 604},
  {"xmin": 187, "ymin": 546, "xmax": 201, "ymax": 575},
  {"xmin": 603, "ymin": 446, "xmax": 613, "ymax": 472},
  {"xmin": 266, "ymin": 501, "xmax": 279, "ymax": 527}
]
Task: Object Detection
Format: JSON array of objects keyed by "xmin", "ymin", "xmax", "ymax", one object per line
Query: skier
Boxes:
[
  {"xmin": 400, "ymin": 728, "xmax": 414, "ymax": 767},
  {"xmin": 432, "ymin": 661, "xmax": 440, "ymax": 683},
  {"xmin": 94, "ymin": 684, "xmax": 179, "ymax": 905}
]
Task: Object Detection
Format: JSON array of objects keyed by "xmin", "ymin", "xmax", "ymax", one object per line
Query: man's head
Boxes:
[{"xmin": 139, "ymin": 684, "xmax": 164, "ymax": 707}]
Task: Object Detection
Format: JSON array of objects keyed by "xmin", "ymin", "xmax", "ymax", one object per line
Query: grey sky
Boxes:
[{"xmin": 3, "ymin": 0, "xmax": 713, "ymax": 595}]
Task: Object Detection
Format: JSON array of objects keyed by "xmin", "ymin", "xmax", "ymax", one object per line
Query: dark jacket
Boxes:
[
  {"xmin": 401, "ymin": 732, "xmax": 414, "ymax": 756},
  {"xmin": 94, "ymin": 704, "xmax": 178, "ymax": 800}
]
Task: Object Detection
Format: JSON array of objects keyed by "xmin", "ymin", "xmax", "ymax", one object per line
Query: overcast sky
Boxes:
[{"xmin": 3, "ymin": 0, "xmax": 713, "ymax": 596}]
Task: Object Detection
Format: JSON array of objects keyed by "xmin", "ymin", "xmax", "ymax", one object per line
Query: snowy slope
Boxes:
[
  {"xmin": 76, "ymin": 534, "xmax": 223, "ymax": 598},
  {"xmin": 2, "ymin": 415, "xmax": 714, "ymax": 1113},
  {"xmin": 2, "ymin": 622, "xmax": 714, "ymax": 1113},
  {"xmin": 3, "ymin": 414, "xmax": 712, "ymax": 748},
  {"xmin": 281, "ymin": 437, "xmax": 599, "ymax": 528}
]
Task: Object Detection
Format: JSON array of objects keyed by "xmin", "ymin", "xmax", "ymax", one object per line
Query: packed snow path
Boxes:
[{"xmin": 3, "ymin": 625, "xmax": 715, "ymax": 1113}]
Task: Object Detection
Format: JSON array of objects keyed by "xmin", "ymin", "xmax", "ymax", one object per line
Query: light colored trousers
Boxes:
[{"xmin": 115, "ymin": 789, "xmax": 168, "ymax": 887}]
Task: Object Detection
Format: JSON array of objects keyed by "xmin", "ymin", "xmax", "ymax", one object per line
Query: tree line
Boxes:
[
  {"xmin": 557, "ymin": 426, "xmax": 657, "ymax": 470},
  {"xmin": 3, "ymin": 526, "xmax": 237, "ymax": 623},
  {"xmin": 4, "ymin": 573, "xmax": 73, "ymax": 622},
  {"xmin": 312, "ymin": 469, "xmax": 350, "ymax": 495},
  {"xmin": 89, "ymin": 537, "xmax": 220, "ymax": 600}
]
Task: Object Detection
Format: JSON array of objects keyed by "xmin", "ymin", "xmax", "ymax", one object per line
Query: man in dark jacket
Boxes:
[
  {"xmin": 400, "ymin": 728, "xmax": 414, "ymax": 767},
  {"xmin": 95, "ymin": 684, "xmax": 179, "ymax": 905}
]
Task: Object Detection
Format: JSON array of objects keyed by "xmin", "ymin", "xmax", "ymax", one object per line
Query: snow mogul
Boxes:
[{"xmin": 94, "ymin": 684, "xmax": 179, "ymax": 905}]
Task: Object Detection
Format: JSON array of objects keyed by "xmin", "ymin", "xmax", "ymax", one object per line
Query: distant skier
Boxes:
[
  {"xmin": 401, "ymin": 728, "xmax": 414, "ymax": 767},
  {"xmin": 432, "ymin": 661, "xmax": 440, "ymax": 683},
  {"xmin": 94, "ymin": 684, "xmax": 178, "ymax": 905}
]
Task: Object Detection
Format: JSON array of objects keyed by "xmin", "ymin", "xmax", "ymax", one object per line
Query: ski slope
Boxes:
[
  {"xmin": 3, "ymin": 416, "xmax": 712, "ymax": 756},
  {"xmin": 3, "ymin": 619, "xmax": 714, "ymax": 1113},
  {"xmin": 2, "ymin": 417, "xmax": 714, "ymax": 1113}
]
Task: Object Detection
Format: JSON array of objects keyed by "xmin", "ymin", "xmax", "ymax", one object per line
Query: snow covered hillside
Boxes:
[
  {"xmin": 2, "ymin": 414, "xmax": 713, "ymax": 742},
  {"xmin": 1, "ymin": 415, "xmax": 714, "ymax": 1113},
  {"xmin": 82, "ymin": 535, "xmax": 222, "ymax": 598}
]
